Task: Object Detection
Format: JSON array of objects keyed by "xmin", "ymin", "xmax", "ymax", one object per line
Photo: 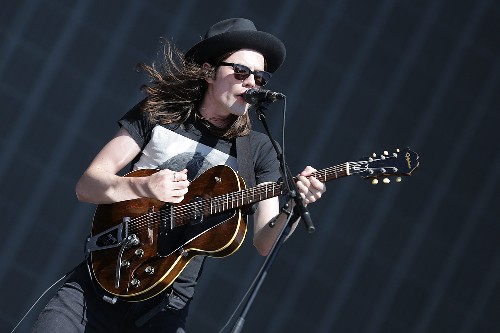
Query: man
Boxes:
[{"xmin": 32, "ymin": 18, "xmax": 326, "ymax": 332}]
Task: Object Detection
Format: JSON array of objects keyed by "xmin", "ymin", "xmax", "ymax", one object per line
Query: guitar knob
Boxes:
[
  {"xmin": 396, "ymin": 177, "xmax": 402, "ymax": 182},
  {"xmin": 145, "ymin": 266, "xmax": 155, "ymax": 275},
  {"xmin": 121, "ymin": 260, "xmax": 130, "ymax": 268},
  {"xmin": 383, "ymin": 178, "xmax": 390, "ymax": 184},
  {"xmin": 125, "ymin": 234, "xmax": 140, "ymax": 248},
  {"xmin": 135, "ymin": 249, "xmax": 144, "ymax": 257},
  {"xmin": 371, "ymin": 179, "xmax": 379, "ymax": 185},
  {"xmin": 130, "ymin": 278, "xmax": 141, "ymax": 288},
  {"xmin": 130, "ymin": 234, "xmax": 140, "ymax": 246}
]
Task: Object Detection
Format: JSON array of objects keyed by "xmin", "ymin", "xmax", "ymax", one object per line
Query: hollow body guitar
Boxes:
[{"xmin": 87, "ymin": 148, "xmax": 419, "ymax": 302}]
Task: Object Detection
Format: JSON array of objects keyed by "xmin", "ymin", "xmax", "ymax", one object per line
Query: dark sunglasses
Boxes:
[{"xmin": 218, "ymin": 62, "xmax": 271, "ymax": 87}]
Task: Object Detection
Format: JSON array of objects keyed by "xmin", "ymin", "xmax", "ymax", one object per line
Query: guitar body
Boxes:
[{"xmin": 90, "ymin": 166, "xmax": 248, "ymax": 301}]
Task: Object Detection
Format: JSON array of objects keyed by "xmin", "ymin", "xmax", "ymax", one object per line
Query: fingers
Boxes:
[
  {"xmin": 169, "ymin": 187, "xmax": 189, "ymax": 203},
  {"xmin": 167, "ymin": 169, "xmax": 189, "ymax": 203},
  {"xmin": 299, "ymin": 165, "xmax": 316, "ymax": 177},
  {"xmin": 296, "ymin": 166, "xmax": 326, "ymax": 205},
  {"xmin": 171, "ymin": 169, "xmax": 188, "ymax": 182},
  {"xmin": 147, "ymin": 169, "xmax": 190, "ymax": 203}
]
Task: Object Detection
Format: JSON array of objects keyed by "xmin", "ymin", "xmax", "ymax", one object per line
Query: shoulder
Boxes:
[
  {"xmin": 247, "ymin": 130, "xmax": 271, "ymax": 146},
  {"xmin": 246, "ymin": 130, "xmax": 280, "ymax": 154}
]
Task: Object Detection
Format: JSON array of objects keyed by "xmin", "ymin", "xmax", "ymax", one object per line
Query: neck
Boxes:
[{"xmin": 198, "ymin": 109, "xmax": 234, "ymax": 129}]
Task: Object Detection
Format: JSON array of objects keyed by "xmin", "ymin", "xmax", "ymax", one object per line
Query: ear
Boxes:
[{"xmin": 203, "ymin": 63, "xmax": 216, "ymax": 83}]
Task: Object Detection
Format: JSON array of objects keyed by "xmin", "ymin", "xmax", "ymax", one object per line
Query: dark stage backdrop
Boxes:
[{"xmin": 1, "ymin": 1, "xmax": 499, "ymax": 332}]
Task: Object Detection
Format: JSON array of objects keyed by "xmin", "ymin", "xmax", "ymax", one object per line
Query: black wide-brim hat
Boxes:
[{"xmin": 185, "ymin": 18, "xmax": 286, "ymax": 73}]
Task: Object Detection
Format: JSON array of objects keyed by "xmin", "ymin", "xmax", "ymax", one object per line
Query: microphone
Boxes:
[{"xmin": 243, "ymin": 88, "xmax": 285, "ymax": 105}]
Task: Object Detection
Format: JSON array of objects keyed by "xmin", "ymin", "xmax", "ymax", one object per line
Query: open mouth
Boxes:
[{"xmin": 236, "ymin": 93, "xmax": 247, "ymax": 101}]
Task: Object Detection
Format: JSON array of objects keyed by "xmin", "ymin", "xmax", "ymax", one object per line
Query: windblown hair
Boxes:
[{"xmin": 137, "ymin": 39, "xmax": 251, "ymax": 139}]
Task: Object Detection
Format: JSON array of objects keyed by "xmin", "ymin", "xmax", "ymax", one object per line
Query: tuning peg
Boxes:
[
  {"xmin": 396, "ymin": 148, "xmax": 400, "ymax": 153},
  {"xmin": 383, "ymin": 150, "xmax": 389, "ymax": 156},
  {"xmin": 396, "ymin": 177, "xmax": 402, "ymax": 182},
  {"xmin": 371, "ymin": 179, "xmax": 379, "ymax": 185},
  {"xmin": 372, "ymin": 153, "xmax": 377, "ymax": 158},
  {"xmin": 383, "ymin": 178, "xmax": 390, "ymax": 184}
]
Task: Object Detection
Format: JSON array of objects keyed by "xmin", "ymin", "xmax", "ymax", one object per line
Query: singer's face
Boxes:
[{"xmin": 203, "ymin": 49, "xmax": 265, "ymax": 120}]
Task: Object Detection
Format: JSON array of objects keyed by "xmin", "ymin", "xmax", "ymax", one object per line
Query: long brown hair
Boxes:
[{"xmin": 137, "ymin": 39, "xmax": 251, "ymax": 139}]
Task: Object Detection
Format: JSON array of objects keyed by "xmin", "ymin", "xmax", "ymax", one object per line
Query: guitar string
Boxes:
[
  {"xmin": 117, "ymin": 164, "xmax": 355, "ymax": 233},
  {"xmin": 94, "ymin": 164, "xmax": 352, "ymax": 237},
  {"xmin": 123, "ymin": 182, "xmax": 280, "ymax": 232},
  {"xmin": 118, "ymin": 164, "xmax": 355, "ymax": 234}
]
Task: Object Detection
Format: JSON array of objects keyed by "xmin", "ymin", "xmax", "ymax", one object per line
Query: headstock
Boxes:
[{"xmin": 350, "ymin": 148, "xmax": 419, "ymax": 184}]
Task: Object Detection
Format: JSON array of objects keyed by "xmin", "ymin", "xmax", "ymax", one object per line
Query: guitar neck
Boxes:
[{"xmin": 209, "ymin": 162, "xmax": 351, "ymax": 213}]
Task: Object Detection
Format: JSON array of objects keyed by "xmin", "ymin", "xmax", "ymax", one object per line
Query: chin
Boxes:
[
  {"xmin": 229, "ymin": 103, "xmax": 248, "ymax": 117},
  {"xmin": 233, "ymin": 108, "xmax": 248, "ymax": 117}
]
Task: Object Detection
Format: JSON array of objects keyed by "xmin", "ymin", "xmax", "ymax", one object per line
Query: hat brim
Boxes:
[{"xmin": 185, "ymin": 30, "xmax": 286, "ymax": 73}]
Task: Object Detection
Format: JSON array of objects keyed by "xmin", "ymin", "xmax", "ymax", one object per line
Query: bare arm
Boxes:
[
  {"xmin": 75, "ymin": 127, "xmax": 189, "ymax": 204},
  {"xmin": 252, "ymin": 166, "xmax": 326, "ymax": 256}
]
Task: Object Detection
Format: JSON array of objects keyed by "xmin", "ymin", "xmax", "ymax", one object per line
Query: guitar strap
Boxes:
[
  {"xmin": 236, "ymin": 134, "xmax": 258, "ymax": 215},
  {"xmin": 236, "ymin": 134, "xmax": 255, "ymax": 187}
]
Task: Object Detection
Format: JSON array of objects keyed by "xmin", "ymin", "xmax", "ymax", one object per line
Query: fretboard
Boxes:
[{"xmin": 208, "ymin": 162, "xmax": 351, "ymax": 213}]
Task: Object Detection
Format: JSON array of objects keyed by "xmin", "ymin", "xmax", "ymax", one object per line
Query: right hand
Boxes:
[{"xmin": 146, "ymin": 169, "xmax": 190, "ymax": 203}]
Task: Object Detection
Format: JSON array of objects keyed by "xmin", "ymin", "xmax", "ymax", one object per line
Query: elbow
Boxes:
[
  {"xmin": 75, "ymin": 173, "xmax": 96, "ymax": 203},
  {"xmin": 75, "ymin": 177, "xmax": 87, "ymax": 202}
]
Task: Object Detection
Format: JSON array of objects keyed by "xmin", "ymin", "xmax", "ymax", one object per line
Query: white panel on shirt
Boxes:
[{"xmin": 134, "ymin": 125, "xmax": 237, "ymax": 181}]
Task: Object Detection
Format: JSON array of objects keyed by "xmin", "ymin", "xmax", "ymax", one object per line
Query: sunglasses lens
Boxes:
[
  {"xmin": 254, "ymin": 72, "xmax": 271, "ymax": 86},
  {"xmin": 230, "ymin": 64, "xmax": 271, "ymax": 86},
  {"xmin": 231, "ymin": 64, "xmax": 248, "ymax": 79}
]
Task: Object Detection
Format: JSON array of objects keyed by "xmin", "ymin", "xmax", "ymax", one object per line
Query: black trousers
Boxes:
[{"xmin": 31, "ymin": 263, "xmax": 189, "ymax": 333}]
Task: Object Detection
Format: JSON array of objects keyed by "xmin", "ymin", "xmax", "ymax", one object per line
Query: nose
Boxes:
[{"xmin": 242, "ymin": 74, "xmax": 257, "ymax": 88}]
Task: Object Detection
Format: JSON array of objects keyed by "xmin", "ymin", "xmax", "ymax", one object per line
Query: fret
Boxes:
[{"xmin": 216, "ymin": 197, "xmax": 220, "ymax": 213}]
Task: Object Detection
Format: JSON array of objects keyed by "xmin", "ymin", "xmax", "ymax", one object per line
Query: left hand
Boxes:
[{"xmin": 296, "ymin": 166, "xmax": 326, "ymax": 206}]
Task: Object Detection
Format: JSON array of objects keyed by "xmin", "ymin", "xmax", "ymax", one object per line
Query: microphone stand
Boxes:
[
  {"xmin": 229, "ymin": 101, "xmax": 315, "ymax": 333},
  {"xmin": 253, "ymin": 101, "xmax": 315, "ymax": 234}
]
